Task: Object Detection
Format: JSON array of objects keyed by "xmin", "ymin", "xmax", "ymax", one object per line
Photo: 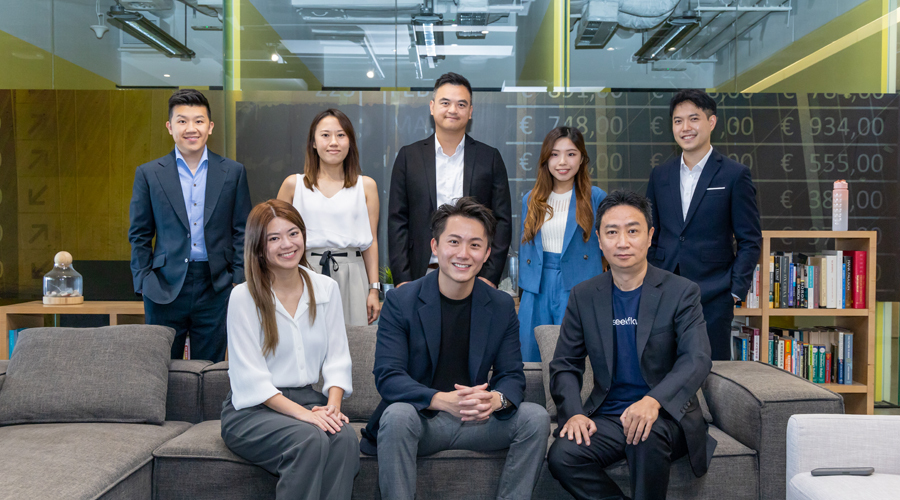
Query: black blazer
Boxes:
[
  {"xmin": 549, "ymin": 265, "xmax": 716, "ymax": 477},
  {"xmin": 646, "ymin": 148, "xmax": 761, "ymax": 304},
  {"xmin": 388, "ymin": 134, "xmax": 512, "ymax": 285},
  {"xmin": 360, "ymin": 271, "xmax": 525, "ymax": 455},
  {"xmin": 128, "ymin": 150, "xmax": 252, "ymax": 304}
]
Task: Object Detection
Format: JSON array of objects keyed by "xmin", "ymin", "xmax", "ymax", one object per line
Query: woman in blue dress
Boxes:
[{"xmin": 518, "ymin": 127, "xmax": 606, "ymax": 361}]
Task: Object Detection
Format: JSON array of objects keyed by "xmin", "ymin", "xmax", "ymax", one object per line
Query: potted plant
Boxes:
[{"xmin": 379, "ymin": 266, "xmax": 394, "ymax": 295}]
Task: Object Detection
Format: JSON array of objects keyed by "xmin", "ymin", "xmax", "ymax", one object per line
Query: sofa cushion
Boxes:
[
  {"xmin": 167, "ymin": 360, "xmax": 212, "ymax": 424},
  {"xmin": 0, "ymin": 421, "xmax": 190, "ymax": 499},
  {"xmin": 0, "ymin": 326, "xmax": 175, "ymax": 425},
  {"xmin": 787, "ymin": 473, "xmax": 900, "ymax": 500},
  {"xmin": 342, "ymin": 325, "xmax": 380, "ymax": 421}
]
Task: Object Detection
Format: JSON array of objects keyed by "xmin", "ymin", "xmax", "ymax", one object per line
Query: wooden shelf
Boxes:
[
  {"xmin": 743, "ymin": 230, "xmax": 876, "ymax": 415},
  {"xmin": 821, "ymin": 382, "xmax": 868, "ymax": 394}
]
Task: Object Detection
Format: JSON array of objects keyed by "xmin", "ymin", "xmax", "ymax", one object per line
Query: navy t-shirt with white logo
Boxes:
[{"xmin": 600, "ymin": 284, "xmax": 651, "ymax": 415}]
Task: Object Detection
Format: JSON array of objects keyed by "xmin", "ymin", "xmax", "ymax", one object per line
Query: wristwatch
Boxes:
[
  {"xmin": 369, "ymin": 282, "xmax": 382, "ymax": 291},
  {"xmin": 491, "ymin": 390, "xmax": 508, "ymax": 410}
]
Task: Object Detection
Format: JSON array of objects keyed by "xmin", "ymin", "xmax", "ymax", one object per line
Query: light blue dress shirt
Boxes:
[{"xmin": 175, "ymin": 146, "xmax": 209, "ymax": 262}]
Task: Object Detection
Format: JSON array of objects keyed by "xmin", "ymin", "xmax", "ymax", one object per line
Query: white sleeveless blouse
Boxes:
[{"xmin": 292, "ymin": 174, "xmax": 373, "ymax": 251}]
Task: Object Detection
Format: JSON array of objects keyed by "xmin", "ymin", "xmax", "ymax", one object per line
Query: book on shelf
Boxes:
[
  {"xmin": 767, "ymin": 250, "xmax": 867, "ymax": 309},
  {"xmin": 768, "ymin": 255, "xmax": 775, "ymax": 308},
  {"xmin": 766, "ymin": 326, "xmax": 858, "ymax": 384}
]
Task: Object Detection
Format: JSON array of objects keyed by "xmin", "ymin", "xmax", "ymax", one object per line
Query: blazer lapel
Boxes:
[
  {"xmin": 636, "ymin": 267, "xmax": 663, "ymax": 358},
  {"xmin": 204, "ymin": 151, "xmax": 226, "ymax": 227},
  {"xmin": 417, "ymin": 272, "xmax": 442, "ymax": 373},
  {"xmin": 423, "ymin": 136, "xmax": 438, "ymax": 211},
  {"xmin": 683, "ymin": 150, "xmax": 722, "ymax": 229},
  {"xmin": 463, "ymin": 135, "xmax": 476, "ymax": 196},
  {"xmin": 593, "ymin": 273, "xmax": 615, "ymax": 379},
  {"xmin": 559, "ymin": 189, "xmax": 580, "ymax": 257},
  {"xmin": 155, "ymin": 151, "xmax": 190, "ymax": 230},
  {"xmin": 467, "ymin": 282, "xmax": 492, "ymax": 384}
]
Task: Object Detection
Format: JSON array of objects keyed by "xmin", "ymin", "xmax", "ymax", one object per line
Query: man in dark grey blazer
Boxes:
[
  {"xmin": 388, "ymin": 72, "xmax": 511, "ymax": 287},
  {"xmin": 129, "ymin": 89, "xmax": 251, "ymax": 362},
  {"xmin": 548, "ymin": 190, "xmax": 715, "ymax": 500}
]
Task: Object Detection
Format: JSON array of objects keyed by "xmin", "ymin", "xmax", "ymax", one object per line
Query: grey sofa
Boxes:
[{"xmin": 0, "ymin": 324, "xmax": 844, "ymax": 500}]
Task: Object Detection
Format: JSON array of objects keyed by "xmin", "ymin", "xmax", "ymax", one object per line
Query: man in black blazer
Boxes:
[
  {"xmin": 129, "ymin": 89, "xmax": 251, "ymax": 362},
  {"xmin": 646, "ymin": 89, "xmax": 761, "ymax": 360},
  {"xmin": 389, "ymin": 72, "xmax": 511, "ymax": 287},
  {"xmin": 548, "ymin": 190, "xmax": 714, "ymax": 500},
  {"xmin": 362, "ymin": 198, "xmax": 549, "ymax": 500}
]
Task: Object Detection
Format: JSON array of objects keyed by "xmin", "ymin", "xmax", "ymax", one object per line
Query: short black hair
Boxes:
[
  {"xmin": 168, "ymin": 89, "xmax": 212, "ymax": 121},
  {"xmin": 669, "ymin": 89, "xmax": 716, "ymax": 119},
  {"xmin": 433, "ymin": 72, "xmax": 473, "ymax": 101},
  {"xmin": 431, "ymin": 197, "xmax": 496, "ymax": 247},
  {"xmin": 594, "ymin": 189, "xmax": 653, "ymax": 232}
]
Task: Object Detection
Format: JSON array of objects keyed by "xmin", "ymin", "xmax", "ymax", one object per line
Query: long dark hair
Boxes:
[
  {"xmin": 303, "ymin": 109, "xmax": 361, "ymax": 190},
  {"xmin": 244, "ymin": 199, "xmax": 317, "ymax": 357},
  {"xmin": 522, "ymin": 127, "xmax": 593, "ymax": 243}
]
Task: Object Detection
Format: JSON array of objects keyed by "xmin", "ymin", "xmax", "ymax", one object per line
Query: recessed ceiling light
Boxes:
[
  {"xmin": 366, "ymin": 70, "xmax": 375, "ymax": 78},
  {"xmin": 163, "ymin": 74, "xmax": 170, "ymax": 77},
  {"xmin": 481, "ymin": 30, "xmax": 488, "ymax": 34},
  {"xmin": 606, "ymin": 47, "xmax": 614, "ymax": 51},
  {"xmin": 668, "ymin": 47, "xmax": 677, "ymax": 52},
  {"xmin": 271, "ymin": 53, "xmax": 280, "ymax": 62}
]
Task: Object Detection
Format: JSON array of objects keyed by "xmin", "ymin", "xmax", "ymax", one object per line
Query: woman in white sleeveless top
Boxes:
[{"xmin": 277, "ymin": 109, "xmax": 381, "ymax": 326}]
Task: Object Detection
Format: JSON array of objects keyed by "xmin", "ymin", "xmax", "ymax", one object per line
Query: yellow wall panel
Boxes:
[{"xmin": 17, "ymin": 177, "xmax": 59, "ymax": 214}]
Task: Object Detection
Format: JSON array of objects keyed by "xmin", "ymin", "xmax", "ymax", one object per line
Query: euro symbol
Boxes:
[
  {"xmin": 650, "ymin": 116, "xmax": 663, "ymax": 136},
  {"xmin": 781, "ymin": 116, "xmax": 794, "ymax": 136},
  {"xmin": 518, "ymin": 116, "xmax": 533, "ymax": 135},
  {"xmin": 650, "ymin": 153, "xmax": 662, "ymax": 168},
  {"xmin": 780, "ymin": 153, "xmax": 793, "ymax": 172},
  {"xmin": 519, "ymin": 152, "xmax": 533, "ymax": 171},
  {"xmin": 781, "ymin": 190, "xmax": 793, "ymax": 210}
]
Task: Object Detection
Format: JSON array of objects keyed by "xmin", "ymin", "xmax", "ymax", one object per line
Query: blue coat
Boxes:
[
  {"xmin": 360, "ymin": 271, "xmax": 525, "ymax": 454},
  {"xmin": 518, "ymin": 186, "xmax": 606, "ymax": 294}
]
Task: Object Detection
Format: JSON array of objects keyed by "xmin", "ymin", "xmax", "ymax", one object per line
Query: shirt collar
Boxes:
[
  {"xmin": 175, "ymin": 146, "xmax": 209, "ymax": 171},
  {"xmin": 680, "ymin": 145, "xmax": 713, "ymax": 174},
  {"xmin": 435, "ymin": 136, "xmax": 466, "ymax": 158}
]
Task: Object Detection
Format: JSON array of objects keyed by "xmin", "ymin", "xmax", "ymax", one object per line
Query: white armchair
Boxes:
[{"xmin": 786, "ymin": 414, "xmax": 900, "ymax": 499}]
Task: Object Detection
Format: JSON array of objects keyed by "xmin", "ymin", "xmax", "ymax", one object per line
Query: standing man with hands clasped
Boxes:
[
  {"xmin": 362, "ymin": 197, "xmax": 550, "ymax": 500},
  {"xmin": 389, "ymin": 72, "xmax": 512, "ymax": 288},
  {"xmin": 548, "ymin": 190, "xmax": 715, "ymax": 500},
  {"xmin": 646, "ymin": 89, "xmax": 761, "ymax": 360},
  {"xmin": 129, "ymin": 89, "xmax": 251, "ymax": 362}
]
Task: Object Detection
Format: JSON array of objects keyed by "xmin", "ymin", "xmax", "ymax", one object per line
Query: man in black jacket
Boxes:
[
  {"xmin": 388, "ymin": 72, "xmax": 511, "ymax": 287},
  {"xmin": 548, "ymin": 190, "xmax": 715, "ymax": 500}
]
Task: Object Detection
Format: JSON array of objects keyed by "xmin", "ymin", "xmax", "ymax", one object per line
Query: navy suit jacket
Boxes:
[
  {"xmin": 128, "ymin": 150, "xmax": 252, "ymax": 304},
  {"xmin": 518, "ymin": 186, "xmax": 606, "ymax": 294},
  {"xmin": 360, "ymin": 271, "xmax": 525, "ymax": 455},
  {"xmin": 646, "ymin": 148, "xmax": 761, "ymax": 304},
  {"xmin": 549, "ymin": 265, "xmax": 715, "ymax": 477},
  {"xmin": 388, "ymin": 134, "xmax": 512, "ymax": 285}
]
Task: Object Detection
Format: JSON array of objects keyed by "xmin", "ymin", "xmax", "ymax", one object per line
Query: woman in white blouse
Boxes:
[
  {"xmin": 277, "ymin": 109, "xmax": 381, "ymax": 327},
  {"xmin": 220, "ymin": 199, "xmax": 358, "ymax": 500}
]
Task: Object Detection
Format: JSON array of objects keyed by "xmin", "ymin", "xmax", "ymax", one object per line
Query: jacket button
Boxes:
[
  {"xmin": 583, "ymin": 255, "xmax": 588, "ymax": 260},
  {"xmin": 526, "ymin": 259, "xmax": 531, "ymax": 264},
  {"xmin": 679, "ymin": 236, "xmax": 685, "ymax": 241}
]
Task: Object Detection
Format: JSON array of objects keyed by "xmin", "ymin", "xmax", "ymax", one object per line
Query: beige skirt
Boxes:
[{"xmin": 306, "ymin": 247, "xmax": 368, "ymax": 326}]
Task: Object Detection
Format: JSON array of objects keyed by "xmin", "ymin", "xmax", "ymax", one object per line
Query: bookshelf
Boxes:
[{"xmin": 734, "ymin": 230, "xmax": 876, "ymax": 415}]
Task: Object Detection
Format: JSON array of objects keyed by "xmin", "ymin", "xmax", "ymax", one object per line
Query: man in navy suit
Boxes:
[
  {"xmin": 361, "ymin": 197, "xmax": 549, "ymax": 500},
  {"xmin": 129, "ymin": 89, "xmax": 251, "ymax": 362},
  {"xmin": 646, "ymin": 89, "xmax": 761, "ymax": 360}
]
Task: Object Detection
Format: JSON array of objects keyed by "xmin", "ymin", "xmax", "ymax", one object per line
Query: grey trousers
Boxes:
[
  {"xmin": 376, "ymin": 401, "xmax": 550, "ymax": 500},
  {"xmin": 221, "ymin": 387, "xmax": 360, "ymax": 500}
]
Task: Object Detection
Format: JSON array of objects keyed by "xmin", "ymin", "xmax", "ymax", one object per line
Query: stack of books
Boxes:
[
  {"xmin": 765, "ymin": 327, "xmax": 854, "ymax": 384},
  {"xmin": 743, "ymin": 250, "xmax": 867, "ymax": 309}
]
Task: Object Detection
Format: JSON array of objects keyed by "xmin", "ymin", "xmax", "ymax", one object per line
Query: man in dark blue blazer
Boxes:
[
  {"xmin": 548, "ymin": 190, "xmax": 714, "ymax": 500},
  {"xmin": 361, "ymin": 197, "xmax": 549, "ymax": 500},
  {"xmin": 129, "ymin": 89, "xmax": 251, "ymax": 362},
  {"xmin": 646, "ymin": 89, "xmax": 761, "ymax": 360}
]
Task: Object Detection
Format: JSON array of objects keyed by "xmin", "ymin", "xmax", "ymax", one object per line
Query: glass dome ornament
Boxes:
[{"xmin": 43, "ymin": 251, "xmax": 84, "ymax": 305}]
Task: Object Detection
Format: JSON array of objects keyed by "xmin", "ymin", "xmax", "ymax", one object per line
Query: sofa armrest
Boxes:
[
  {"xmin": 787, "ymin": 414, "xmax": 900, "ymax": 483},
  {"xmin": 702, "ymin": 361, "xmax": 844, "ymax": 500},
  {"xmin": 166, "ymin": 359, "xmax": 212, "ymax": 423},
  {"xmin": 201, "ymin": 362, "xmax": 230, "ymax": 421}
]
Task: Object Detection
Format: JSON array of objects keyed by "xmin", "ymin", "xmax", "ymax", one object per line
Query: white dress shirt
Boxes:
[
  {"xmin": 227, "ymin": 268, "xmax": 353, "ymax": 410},
  {"xmin": 541, "ymin": 190, "xmax": 571, "ymax": 254},
  {"xmin": 430, "ymin": 137, "xmax": 466, "ymax": 264},
  {"xmin": 679, "ymin": 145, "xmax": 714, "ymax": 220}
]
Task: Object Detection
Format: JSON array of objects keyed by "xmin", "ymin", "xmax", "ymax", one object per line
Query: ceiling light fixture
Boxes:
[
  {"xmin": 366, "ymin": 70, "xmax": 375, "ymax": 78},
  {"xmin": 633, "ymin": 14, "xmax": 700, "ymax": 63},
  {"xmin": 271, "ymin": 53, "xmax": 280, "ymax": 62},
  {"xmin": 107, "ymin": 4, "xmax": 195, "ymax": 59},
  {"xmin": 163, "ymin": 73, "xmax": 170, "ymax": 77}
]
